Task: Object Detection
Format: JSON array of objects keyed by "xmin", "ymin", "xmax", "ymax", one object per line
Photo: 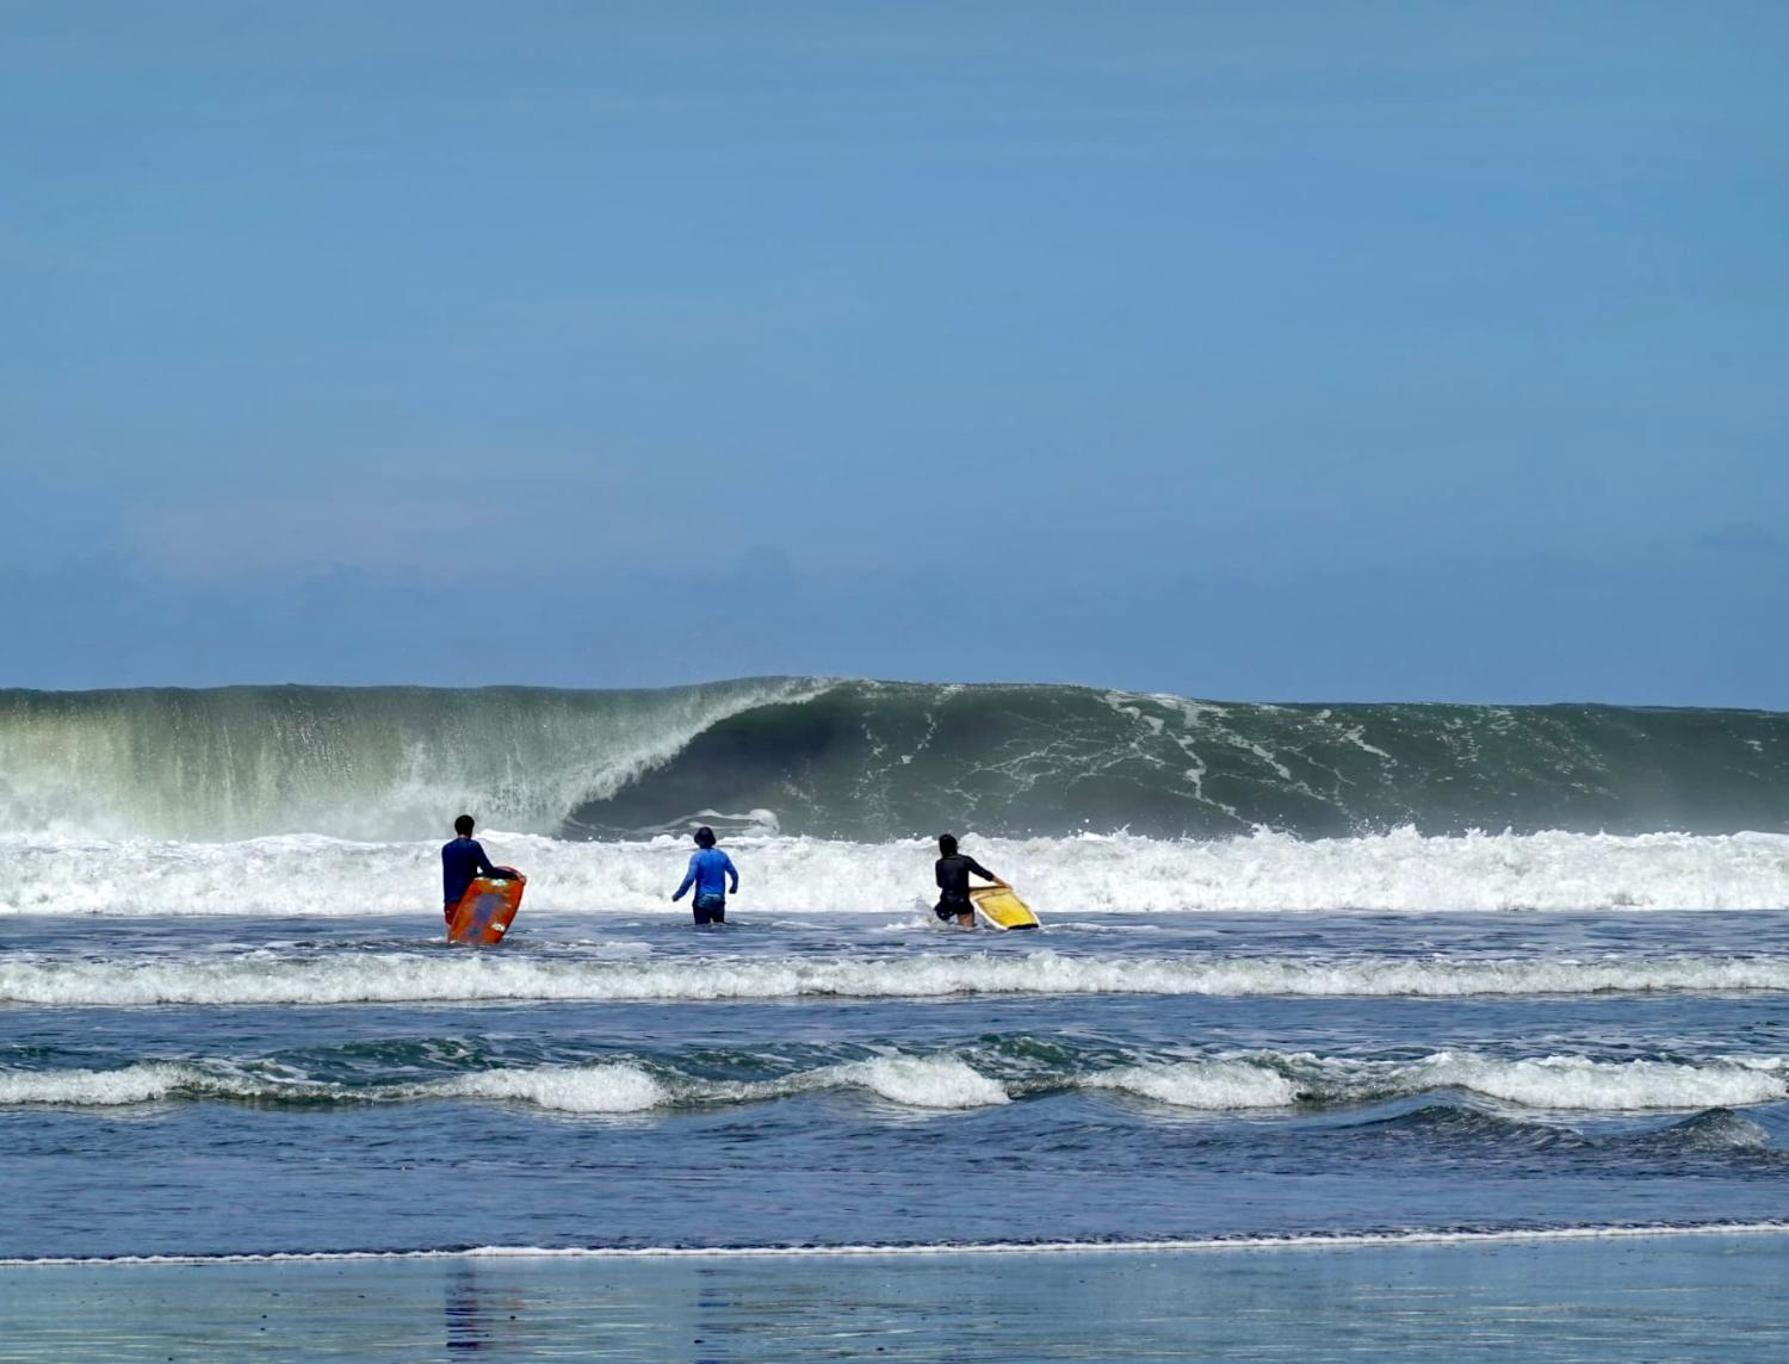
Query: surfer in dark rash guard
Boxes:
[
  {"xmin": 441, "ymin": 815, "xmax": 518, "ymax": 924},
  {"xmin": 934, "ymin": 833, "xmax": 1001, "ymax": 928}
]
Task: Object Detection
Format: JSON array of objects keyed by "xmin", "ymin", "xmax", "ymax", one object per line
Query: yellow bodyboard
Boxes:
[{"xmin": 970, "ymin": 884, "xmax": 1040, "ymax": 931}]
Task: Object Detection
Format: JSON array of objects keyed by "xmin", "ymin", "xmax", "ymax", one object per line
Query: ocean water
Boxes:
[
  {"xmin": 4, "ymin": 681, "xmax": 1789, "ymax": 1356},
  {"xmin": 10, "ymin": 895, "xmax": 1789, "ymax": 1261}
]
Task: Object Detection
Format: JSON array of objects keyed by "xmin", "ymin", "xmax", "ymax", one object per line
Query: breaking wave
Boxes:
[
  {"xmin": 5, "ymin": 679, "xmax": 1789, "ymax": 842},
  {"xmin": 4, "ymin": 1049, "xmax": 1785, "ymax": 1115}
]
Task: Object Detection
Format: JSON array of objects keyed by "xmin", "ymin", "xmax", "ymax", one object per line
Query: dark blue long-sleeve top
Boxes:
[
  {"xmin": 442, "ymin": 837, "xmax": 503, "ymax": 906},
  {"xmin": 674, "ymin": 848, "xmax": 739, "ymax": 901}
]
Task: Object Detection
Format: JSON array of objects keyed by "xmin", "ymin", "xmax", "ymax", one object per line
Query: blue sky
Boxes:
[{"xmin": 5, "ymin": 2, "xmax": 1785, "ymax": 703}]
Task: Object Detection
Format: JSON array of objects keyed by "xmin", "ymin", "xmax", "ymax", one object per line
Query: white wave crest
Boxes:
[
  {"xmin": 1085, "ymin": 1060, "xmax": 1299, "ymax": 1109},
  {"xmin": 430, "ymin": 1064, "xmax": 669, "ymax": 1113},
  {"xmin": 6, "ymin": 950, "xmax": 1789, "ymax": 1008},
  {"xmin": 0, "ymin": 1063, "xmax": 196, "ymax": 1106},
  {"xmin": 1405, "ymin": 1052, "xmax": 1789, "ymax": 1111},
  {"xmin": 833, "ymin": 1056, "xmax": 1010, "ymax": 1109},
  {"xmin": 7, "ymin": 826, "xmax": 1789, "ymax": 917},
  {"xmin": 5, "ymin": 1051, "xmax": 1784, "ymax": 1115},
  {"xmin": 1082, "ymin": 1051, "xmax": 1789, "ymax": 1112}
]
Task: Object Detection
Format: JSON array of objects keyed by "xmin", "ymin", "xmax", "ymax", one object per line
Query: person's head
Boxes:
[
  {"xmin": 694, "ymin": 826, "xmax": 717, "ymax": 849},
  {"xmin": 938, "ymin": 833, "xmax": 958, "ymax": 857},
  {"xmin": 454, "ymin": 814, "xmax": 475, "ymax": 837}
]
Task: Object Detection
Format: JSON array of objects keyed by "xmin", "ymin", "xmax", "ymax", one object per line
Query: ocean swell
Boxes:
[{"xmin": 4, "ymin": 1050, "xmax": 1783, "ymax": 1115}]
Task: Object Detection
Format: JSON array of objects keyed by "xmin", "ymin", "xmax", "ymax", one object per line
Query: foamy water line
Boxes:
[
  {"xmin": 9, "ymin": 950, "xmax": 1789, "ymax": 1006},
  {"xmin": 7, "ymin": 1049, "xmax": 1788, "ymax": 1113},
  {"xmin": 7, "ymin": 1221, "xmax": 1789, "ymax": 1268}
]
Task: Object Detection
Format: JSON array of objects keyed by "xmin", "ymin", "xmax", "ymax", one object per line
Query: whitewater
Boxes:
[{"xmin": 8, "ymin": 826, "xmax": 1789, "ymax": 918}]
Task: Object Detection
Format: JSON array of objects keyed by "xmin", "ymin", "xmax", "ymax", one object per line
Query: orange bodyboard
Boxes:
[{"xmin": 448, "ymin": 874, "xmax": 526, "ymax": 945}]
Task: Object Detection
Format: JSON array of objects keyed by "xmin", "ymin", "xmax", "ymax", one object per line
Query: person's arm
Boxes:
[
  {"xmin": 723, "ymin": 853, "xmax": 739, "ymax": 895},
  {"xmin": 471, "ymin": 841, "xmax": 520, "ymax": 880},
  {"xmin": 966, "ymin": 857, "xmax": 1001, "ymax": 885},
  {"xmin": 672, "ymin": 855, "xmax": 697, "ymax": 901}
]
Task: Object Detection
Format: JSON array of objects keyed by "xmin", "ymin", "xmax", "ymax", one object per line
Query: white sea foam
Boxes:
[
  {"xmin": 5, "ymin": 1051, "xmax": 1782, "ymax": 1115},
  {"xmin": 0, "ymin": 1064, "xmax": 196, "ymax": 1107},
  {"xmin": 1106, "ymin": 1050, "xmax": 1789, "ymax": 1112},
  {"xmin": 431, "ymin": 1064, "xmax": 669, "ymax": 1113},
  {"xmin": 1086, "ymin": 1060, "xmax": 1299, "ymax": 1109},
  {"xmin": 1402, "ymin": 1052, "xmax": 1789, "ymax": 1110},
  {"xmin": 7, "ymin": 826, "xmax": 1789, "ymax": 918},
  {"xmin": 833, "ymin": 1056, "xmax": 1010, "ymax": 1109},
  {"xmin": 6, "ymin": 950, "xmax": 1788, "ymax": 1007}
]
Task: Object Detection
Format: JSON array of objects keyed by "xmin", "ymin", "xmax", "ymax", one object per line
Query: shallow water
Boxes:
[
  {"xmin": 6, "ymin": 1235, "xmax": 1789, "ymax": 1361},
  {"xmin": 6, "ymin": 909, "xmax": 1789, "ymax": 1262}
]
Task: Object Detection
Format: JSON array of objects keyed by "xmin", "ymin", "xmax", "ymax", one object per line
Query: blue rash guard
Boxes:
[
  {"xmin": 673, "ymin": 848, "xmax": 739, "ymax": 905},
  {"xmin": 442, "ymin": 837, "xmax": 504, "ymax": 909}
]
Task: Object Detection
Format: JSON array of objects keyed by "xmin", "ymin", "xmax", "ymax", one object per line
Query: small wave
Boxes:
[
  {"xmin": 1078, "ymin": 1053, "xmax": 1789, "ymax": 1113},
  {"xmin": 0, "ymin": 1064, "xmax": 197, "ymax": 1107},
  {"xmin": 1084, "ymin": 1060, "xmax": 1298, "ymax": 1109},
  {"xmin": 8, "ymin": 950, "xmax": 1789, "ymax": 1007},
  {"xmin": 6, "ymin": 1050, "xmax": 1785, "ymax": 1116},
  {"xmin": 1348, "ymin": 1103, "xmax": 1588, "ymax": 1149},
  {"xmin": 834, "ymin": 1056, "xmax": 1010, "ymax": 1109},
  {"xmin": 0, "ymin": 1055, "xmax": 1010, "ymax": 1114},
  {"xmin": 1620, "ymin": 1108, "xmax": 1773, "ymax": 1153},
  {"xmin": 430, "ymin": 1064, "xmax": 669, "ymax": 1114},
  {"xmin": 8, "ymin": 1222, "xmax": 1789, "ymax": 1267},
  {"xmin": 1403, "ymin": 1052, "xmax": 1789, "ymax": 1110}
]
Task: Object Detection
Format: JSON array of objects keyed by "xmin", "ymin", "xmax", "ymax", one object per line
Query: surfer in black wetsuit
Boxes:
[
  {"xmin": 934, "ymin": 833, "xmax": 1001, "ymax": 929},
  {"xmin": 441, "ymin": 815, "xmax": 517, "ymax": 924}
]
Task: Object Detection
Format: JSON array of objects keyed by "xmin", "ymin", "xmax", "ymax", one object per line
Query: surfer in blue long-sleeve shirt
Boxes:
[{"xmin": 672, "ymin": 826, "xmax": 739, "ymax": 925}]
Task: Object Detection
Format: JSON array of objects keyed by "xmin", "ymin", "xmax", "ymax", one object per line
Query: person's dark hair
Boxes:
[
  {"xmin": 938, "ymin": 833, "xmax": 958, "ymax": 857},
  {"xmin": 454, "ymin": 814, "xmax": 475, "ymax": 837},
  {"xmin": 694, "ymin": 826, "xmax": 717, "ymax": 849}
]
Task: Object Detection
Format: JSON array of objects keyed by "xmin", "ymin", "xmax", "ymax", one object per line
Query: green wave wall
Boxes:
[{"xmin": 2, "ymin": 678, "xmax": 1786, "ymax": 840}]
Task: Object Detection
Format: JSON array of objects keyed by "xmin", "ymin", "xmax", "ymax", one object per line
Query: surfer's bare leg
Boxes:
[{"xmin": 956, "ymin": 911, "xmax": 976, "ymax": 929}]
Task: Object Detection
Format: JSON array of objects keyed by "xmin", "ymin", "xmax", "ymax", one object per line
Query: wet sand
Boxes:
[{"xmin": 4, "ymin": 1231, "xmax": 1787, "ymax": 1362}]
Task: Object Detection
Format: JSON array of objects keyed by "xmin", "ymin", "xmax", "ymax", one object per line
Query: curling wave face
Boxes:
[{"xmin": 5, "ymin": 678, "xmax": 1789, "ymax": 841}]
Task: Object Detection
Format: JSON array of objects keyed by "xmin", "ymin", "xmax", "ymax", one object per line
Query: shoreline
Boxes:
[
  {"xmin": 7, "ymin": 1231, "xmax": 1787, "ymax": 1360},
  {"xmin": 9, "ymin": 1218, "xmax": 1789, "ymax": 1269}
]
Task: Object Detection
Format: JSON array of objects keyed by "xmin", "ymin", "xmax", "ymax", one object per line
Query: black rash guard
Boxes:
[{"xmin": 935, "ymin": 853, "xmax": 998, "ymax": 910}]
